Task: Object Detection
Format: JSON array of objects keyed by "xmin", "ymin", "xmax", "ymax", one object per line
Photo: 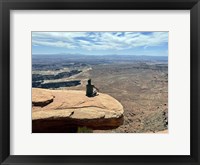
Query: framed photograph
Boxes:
[{"xmin": 1, "ymin": 0, "xmax": 199, "ymax": 164}]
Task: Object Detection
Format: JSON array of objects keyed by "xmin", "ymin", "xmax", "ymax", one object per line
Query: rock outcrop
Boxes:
[
  {"xmin": 32, "ymin": 88, "xmax": 124, "ymax": 133},
  {"xmin": 32, "ymin": 88, "xmax": 54, "ymax": 107}
]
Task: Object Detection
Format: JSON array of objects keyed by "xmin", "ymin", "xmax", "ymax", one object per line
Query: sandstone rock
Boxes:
[
  {"xmin": 32, "ymin": 88, "xmax": 124, "ymax": 133},
  {"xmin": 32, "ymin": 88, "xmax": 54, "ymax": 107},
  {"xmin": 156, "ymin": 130, "xmax": 168, "ymax": 133}
]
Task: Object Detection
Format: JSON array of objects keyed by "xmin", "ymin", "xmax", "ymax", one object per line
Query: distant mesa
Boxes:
[
  {"xmin": 32, "ymin": 88, "xmax": 124, "ymax": 133},
  {"xmin": 32, "ymin": 69, "xmax": 82, "ymax": 89},
  {"xmin": 32, "ymin": 80, "xmax": 81, "ymax": 89},
  {"xmin": 32, "ymin": 70, "xmax": 82, "ymax": 81}
]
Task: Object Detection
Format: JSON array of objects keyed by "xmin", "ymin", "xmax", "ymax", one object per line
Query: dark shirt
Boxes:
[{"xmin": 86, "ymin": 84, "xmax": 94, "ymax": 96}]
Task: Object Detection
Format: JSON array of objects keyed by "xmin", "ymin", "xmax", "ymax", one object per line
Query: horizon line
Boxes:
[{"xmin": 32, "ymin": 53, "xmax": 168, "ymax": 57}]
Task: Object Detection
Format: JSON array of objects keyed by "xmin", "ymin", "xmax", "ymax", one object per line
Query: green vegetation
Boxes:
[{"xmin": 77, "ymin": 127, "xmax": 93, "ymax": 133}]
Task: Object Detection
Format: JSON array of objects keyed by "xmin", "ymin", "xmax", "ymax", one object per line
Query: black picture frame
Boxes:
[{"xmin": 0, "ymin": 0, "xmax": 199, "ymax": 164}]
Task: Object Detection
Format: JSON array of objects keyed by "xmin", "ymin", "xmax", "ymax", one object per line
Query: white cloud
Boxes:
[
  {"xmin": 32, "ymin": 32, "xmax": 168, "ymax": 51},
  {"xmin": 32, "ymin": 40, "xmax": 77, "ymax": 49}
]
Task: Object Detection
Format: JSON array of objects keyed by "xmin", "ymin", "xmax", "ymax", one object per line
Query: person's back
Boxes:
[
  {"xmin": 86, "ymin": 84, "xmax": 94, "ymax": 97},
  {"xmin": 86, "ymin": 79, "xmax": 99, "ymax": 97}
]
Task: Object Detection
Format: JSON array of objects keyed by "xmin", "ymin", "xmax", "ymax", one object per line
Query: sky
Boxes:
[{"xmin": 32, "ymin": 32, "xmax": 168, "ymax": 56}]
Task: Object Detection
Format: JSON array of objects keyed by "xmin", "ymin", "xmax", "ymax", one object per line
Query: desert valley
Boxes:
[{"xmin": 32, "ymin": 54, "xmax": 168, "ymax": 133}]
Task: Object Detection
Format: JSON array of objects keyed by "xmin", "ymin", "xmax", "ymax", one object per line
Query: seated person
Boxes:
[{"xmin": 86, "ymin": 79, "xmax": 99, "ymax": 97}]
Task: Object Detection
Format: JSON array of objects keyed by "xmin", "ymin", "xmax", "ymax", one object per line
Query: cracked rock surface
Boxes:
[{"xmin": 32, "ymin": 88, "xmax": 124, "ymax": 132}]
